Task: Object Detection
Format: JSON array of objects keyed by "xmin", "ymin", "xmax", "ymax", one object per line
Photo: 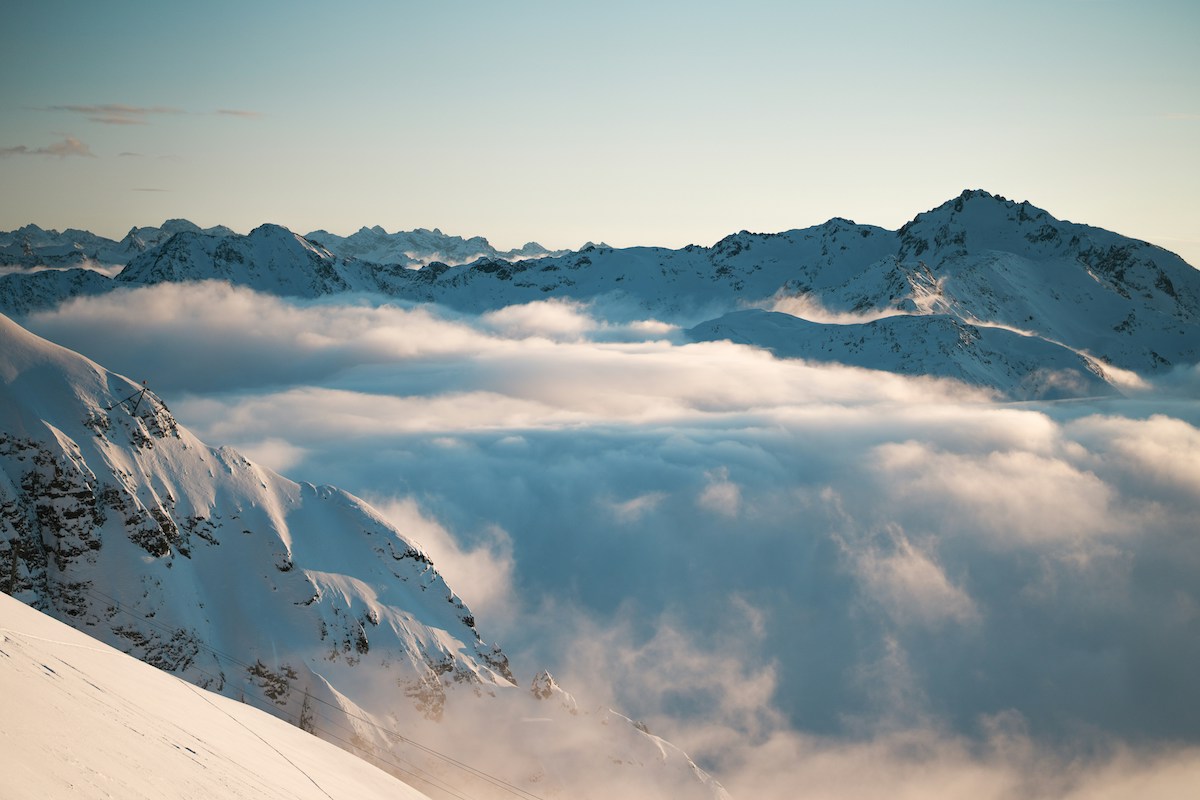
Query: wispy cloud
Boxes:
[
  {"xmin": 49, "ymin": 103, "xmax": 183, "ymax": 125},
  {"xmin": 0, "ymin": 136, "xmax": 95, "ymax": 158},
  {"xmin": 42, "ymin": 103, "xmax": 262, "ymax": 125}
]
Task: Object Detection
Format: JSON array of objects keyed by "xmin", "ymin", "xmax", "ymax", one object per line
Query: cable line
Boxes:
[
  {"xmin": 180, "ymin": 680, "xmax": 337, "ymax": 800},
  {"xmin": 107, "ymin": 380, "xmax": 150, "ymax": 415},
  {"xmin": 77, "ymin": 585, "xmax": 547, "ymax": 800},
  {"xmin": 80, "ymin": 585, "xmax": 479, "ymax": 800}
]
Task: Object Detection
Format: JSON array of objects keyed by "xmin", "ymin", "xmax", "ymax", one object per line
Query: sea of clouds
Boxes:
[{"xmin": 26, "ymin": 281, "xmax": 1200, "ymax": 798}]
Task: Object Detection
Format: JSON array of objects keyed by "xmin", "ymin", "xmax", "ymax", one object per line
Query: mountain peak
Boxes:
[
  {"xmin": 248, "ymin": 222, "xmax": 296, "ymax": 238},
  {"xmin": 898, "ymin": 190, "xmax": 1057, "ymax": 242},
  {"xmin": 957, "ymin": 188, "xmax": 997, "ymax": 202},
  {"xmin": 158, "ymin": 219, "xmax": 203, "ymax": 235}
]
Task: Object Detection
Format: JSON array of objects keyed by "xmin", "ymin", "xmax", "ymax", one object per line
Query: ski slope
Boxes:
[{"xmin": 0, "ymin": 591, "xmax": 431, "ymax": 800}]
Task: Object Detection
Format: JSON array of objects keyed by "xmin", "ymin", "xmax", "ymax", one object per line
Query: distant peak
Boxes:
[
  {"xmin": 159, "ymin": 219, "xmax": 202, "ymax": 234},
  {"xmin": 15, "ymin": 223, "xmax": 53, "ymax": 237},
  {"xmin": 248, "ymin": 222, "xmax": 294, "ymax": 237},
  {"xmin": 956, "ymin": 188, "xmax": 996, "ymax": 202},
  {"xmin": 908, "ymin": 189, "xmax": 1024, "ymax": 224}
]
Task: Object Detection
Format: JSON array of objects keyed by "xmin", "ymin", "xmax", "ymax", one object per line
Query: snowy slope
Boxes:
[
  {"xmin": 0, "ymin": 591, "xmax": 432, "ymax": 800},
  {"xmin": 117, "ymin": 219, "xmax": 239, "ymax": 257},
  {"xmin": 888, "ymin": 190, "xmax": 1200, "ymax": 373},
  {"xmin": 687, "ymin": 309, "xmax": 1116, "ymax": 400},
  {"xmin": 0, "ymin": 223, "xmax": 118, "ymax": 270},
  {"xmin": 0, "ymin": 311, "xmax": 512, "ymax": 723},
  {"xmin": 0, "ymin": 220, "xmax": 236, "ymax": 270},
  {"xmin": 0, "ymin": 267, "xmax": 114, "ymax": 318},
  {"xmin": 368, "ymin": 225, "xmax": 898, "ymax": 319},
  {"xmin": 114, "ymin": 224, "xmax": 369, "ymax": 297},
  {"xmin": 0, "ymin": 313, "xmax": 729, "ymax": 800}
]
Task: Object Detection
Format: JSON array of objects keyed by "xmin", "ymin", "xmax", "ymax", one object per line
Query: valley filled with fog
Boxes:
[{"xmin": 25, "ymin": 281, "xmax": 1200, "ymax": 798}]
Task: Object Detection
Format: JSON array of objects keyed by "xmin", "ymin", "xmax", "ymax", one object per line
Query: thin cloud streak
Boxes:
[
  {"xmin": 41, "ymin": 103, "xmax": 262, "ymax": 124},
  {"xmin": 48, "ymin": 103, "xmax": 184, "ymax": 125},
  {"xmin": 0, "ymin": 136, "xmax": 95, "ymax": 158}
]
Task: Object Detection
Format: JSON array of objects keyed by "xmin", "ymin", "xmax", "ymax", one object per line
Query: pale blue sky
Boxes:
[{"xmin": 2, "ymin": 0, "xmax": 1198, "ymax": 263}]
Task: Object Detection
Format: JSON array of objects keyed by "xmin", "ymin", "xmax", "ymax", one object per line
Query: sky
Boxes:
[
  {"xmin": 6, "ymin": 2, "xmax": 1200, "ymax": 796},
  {"xmin": 2, "ymin": 0, "xmax": 1199, "ymax": 266}
]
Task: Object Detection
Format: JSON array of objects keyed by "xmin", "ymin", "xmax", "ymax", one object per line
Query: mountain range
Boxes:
[
  {"xmin": 304, "ymin": 225, "xmax": 569, "ymax": 267},
  {"xmin": 0, "ymin": 219, "xmax": 237, "ymax": 270},
  {"xmin": 3, "ymin": 190, "xmax": 1197, "ymax": 400},
  {"xmin": 0, "ymin": 220, "xmax": 565, "ymax": 272}
]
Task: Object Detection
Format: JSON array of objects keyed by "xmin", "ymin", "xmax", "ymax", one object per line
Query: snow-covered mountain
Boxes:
[
  {"xmin": 120, "ymin": 219, "xmax": 240, "ymax": 253},
  {"xmin": 0, "ymin": 267, "xmax": 115, "ymax": 318},
  {"xmin": 115, "ymin": 224, "xmax": 364, "ymax": 297},
  {"xmin": 305, "ymin": 225, "xmax": 567, "ymax": 268},
  {"xmin": 688, "ymin": 309, "xmax": 1116, "ymax": 400},
  {"xmin": 0, "ymin": 591, "xmax": 433, "ymax": 800},
  {"xmin": 0, "ymin": 220, "xmax": 237, "ymax": 270},
  {"xmin": 0, "ymin": 220, "xmax": 565, "ymax": 274},
  {"xmin": 0, "ymin": 223, "xmax": 115, "ymax": 269},
  {"xmin": 3, "ymin": 190, "xmax": 1198, "ymax": 398},
  {"xmin": 888, "ymin": 190, "xmax": 1199, "ymax": 373},
  {"xmin": 0, "ymin": 313, "xmax": 729, "ymax": 800}
]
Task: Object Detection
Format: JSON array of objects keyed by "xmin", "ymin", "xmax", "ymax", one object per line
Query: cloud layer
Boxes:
[{"xmin": 23, "ymin": 283, "xmax": 1200, "ymax": 797}]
